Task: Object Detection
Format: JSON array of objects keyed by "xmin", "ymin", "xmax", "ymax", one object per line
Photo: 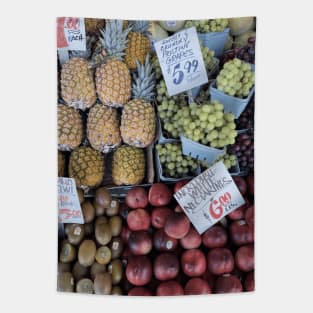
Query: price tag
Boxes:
[
  {"xmin": 154, "ymin": 27, "xmax": 208, "ymax": 96},
  {"xmin": 58, "ymin": 177, "xmax": 84, "ymax": 224},
  {"xmin": 174, "ymin": 161, "xmax": 245, "ymax": 234},
  {"xmin": 57, "ymin": 17, "xmax": 86, "ymax": 51}
]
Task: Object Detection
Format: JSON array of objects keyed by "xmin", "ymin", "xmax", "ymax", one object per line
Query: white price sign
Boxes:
[
  {"xmin": 154, "ymin": 27, "xmax": 208, "ymax": 96},
  {"xmin": 174, "ymin": 161, "xmax": 245, "ymax": 234},
  {"xmin": 57, "ymin": 17, "xmax": 86, "ymax": 51},
  {"xmin": 58, "ymin": 177, "xmax": 84, "ymax": 224}
]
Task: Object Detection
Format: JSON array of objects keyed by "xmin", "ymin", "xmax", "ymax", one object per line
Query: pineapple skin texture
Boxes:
[
  {"xmin": 58, "ymin": 104, "xmax": 83, "ymax": 151},
  {"xmin": 121, "ymin": 99, "xmax": 156, "ymax": 148},
  {"xmin": 112, "ymin": 145, "xmax": 145, "ymax": 185},
  {"xmin": 125, "ymin": 32, "xmax": 151, "ymax": 70},
  {"xmin": 87, "ymin": 103, "xmax": 121, "ymax": 153},
  {"xmin": 85, "ymin": 18, "xmax": 105, "ymax": 34},
  {"xmin": 61, "ymin": 58, "xmax": 97, "ymax": 110},
  {"xmin": 69, "ymin": 147, "xmax": 105, "ymax": 188},
  {"xmin": 95, "ymin": 59, "xmax": 131, "ymax": 107}
]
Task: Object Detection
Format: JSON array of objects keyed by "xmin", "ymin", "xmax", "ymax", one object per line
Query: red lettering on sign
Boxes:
[
  {"xmin": 209, "ymin": 192, "xmax": 232, "ymax": 220},
  {"xmin": 57, "ymin": 17, "xmax": 68, "ymax": 48}
]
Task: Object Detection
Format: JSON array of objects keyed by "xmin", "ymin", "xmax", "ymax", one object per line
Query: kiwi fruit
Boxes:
[
  {"xmin": 77, "ymin": 188, "xmax": 84, "ymax": 204},
  {"xmin": 78, "ymin": 240, "xmax": 96, "ymax": 267},
  {"xmin": 111, "ymin": 286, "xmax": 123, "ymax": 295},
  {"xmin": 72, "ymin": 261, "xmax": 90, "ymax": 281},
  {"xmin": 95, "ymin": 187, "xmax": 112, "ymax": 209},
  {"xmin": 109, "ymin": 216, "xmax": 122, "ymax": 237},
  {"xmin": 93, "ymin": 199, "xmax": 106, "ymax": 216},
  {"xmin": 81, "ymin": 201, "xmax": 95, "ymax": 223},
  {"xmin": 109, "ymin": 237, "xmax": 124, "ymax": 259},
  {"xmin": 95, "ymin": 246, "xmax": 112, "ymax": 265},
  {"xmin": 94, "ymin": 272, "xmax": 112, "ymax": 295},
  {"xmin": 58, "ymin": 262, "xmax": 71, "ymax": 274},
  {"xmin": 108, "ymin": 259, "xmax": 123, "ymax": 285},
  {"xmin": 57, "ymin": 272, "xmax": 74, "ymax": 292},
  {"xmin": 95, "ymin": 216, "xmax": 108, "ymax": 227},
  {"xmin": 90, "ymin": 262, "xmax": 106, "ymax": 280},
  {"xmin": 76, "ymin": 278, "xmax": 94, "ymax": 294},
  {"xmin": 106, "ymin": 198, "xmax": 120, "ymax": 216},
  {"xmin": 67, "ymin": 224, "xmax": 85, "ymax": 245},
  {"xmin": 59, "ymin": 241, "xmax": 76, "ymax": 263},
  {"xmin": 84, "ymin": 222, "xmax": 94, "ymax": 237},
  {"xmin": 95, "ymin": 222, "xmax": 112, "ymax": 245}
]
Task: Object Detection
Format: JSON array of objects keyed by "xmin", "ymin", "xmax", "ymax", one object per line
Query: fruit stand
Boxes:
[{"xmin": 57, "ymin": 17, "xmax": 255, "ymax": 295}]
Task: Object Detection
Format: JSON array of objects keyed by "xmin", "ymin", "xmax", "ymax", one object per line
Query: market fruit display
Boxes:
[
  {"xmin": 216, "ymin": 58, "xmax": 254, "ymax": 98},
  {"xmin": 228, "ymin": 17, "xmax": 255, "ymax": 36},
  {"xmin": 57, "ymin": 17, "xmax": 256, "ymax": 296}
]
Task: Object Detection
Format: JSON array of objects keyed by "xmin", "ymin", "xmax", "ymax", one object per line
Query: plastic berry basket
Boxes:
[
  {"xmin": 156, "ymin": 116, "xmax": 180, "ymax": 144},
  {"xmin": 180, "ymin": 134, "xmax": 225, "ymax": 163},
  {"xmin": 197, "ymin": 28, "xmax": 230, "ymax": 58},
  {"xmin": 189, "ymin": 57, "xmax": 220, "ymax": 99},
  {"xmin": 154, "ymin": 143, "xmax": 201, "ymax": 182}
]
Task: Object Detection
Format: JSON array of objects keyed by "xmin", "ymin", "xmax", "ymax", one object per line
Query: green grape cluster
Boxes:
[
  {"xmin": 200, "ymin": 153, "xmax": 237, "ymax": 170},
  {"xmin": 156, "ymin": 143, "xmax": 198, "ymax": 178},
  {"xmin": 185, "ymin": 19, "xmax": 229, "ymax": 33},
  {"xmin": 216, "ymin": 58, "xmax": 255, "ymax": 98},
  {"xmin": 160, "ymin": 100, "xmax": 237, "ymax": 148},
  {"xmin": 201, "ymin": 45, "xmax": 216, "ymax": 71},
  {"xmin": 152, "ymin": 55, "xmax": 162, "ymax": 81}
]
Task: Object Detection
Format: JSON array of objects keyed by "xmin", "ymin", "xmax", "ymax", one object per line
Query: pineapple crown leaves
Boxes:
[
  {"xmin": 132, "ymin": 54, "xmax": 156, "ymax": 102},
  {"xmin": 95, "ymin": 20, "xmax": 132, "ymax": 64},
  {"xmin": 128, "ymin": 20, "xmax": 151, "ymax": 37}
]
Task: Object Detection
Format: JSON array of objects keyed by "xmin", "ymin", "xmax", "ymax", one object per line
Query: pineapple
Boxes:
[
  {"xmin": 69, "ymin": 146, "xmax": 105, "ymax": 189},
  {"xmin": 95, "ymin": 20, "xmax": 132, "ymax": 107},
  {"xmin": 112, "ymin": 145, "xmax": 145, "ymax": 185},
  {"xmin": 58, "ymin": 151, "xmax": 66, "ymax": 177},
  {"xmin": 61, "ymin": 58, "xmax": 96, "ymax": 110},
  {"xmin": 125, "ymin": 20, "xmax": 151, "ymax": 70},
  {"xmin": 87, "ymin": 103, "xmax": 121, "ymax": 153},
  {"xmin": 58, "ymin": 104, "xmax": 83, "ymax": 151},
  {"xmin": 121, "ymin": 55, "xmax": 156, "ymax": 148},
  {"xmin": 85, "ymin": 18, "xmax": 105, "ymax": 35}
]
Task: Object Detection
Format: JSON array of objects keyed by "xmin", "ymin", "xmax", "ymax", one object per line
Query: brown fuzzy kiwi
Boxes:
[
  {"xmin": 58, "ymin": 262, "xmax": 71, "ymax": 274},
  {"xmin": 95, "ymin": 187, "xmax": 112, "ymax": 209},
  {"xmin": 94, "ymin": 272, "xmax": 112, "ymax": 295},
  {"xmin": 78, "ymin": 240, "xmax": 96, "ymax": 267},
  {"xmin": 106, "ymin": 198, "xmax": 120, "ymax": 216},
  {"xmin": 84, "ymin": 222, "xmax": 94, "ymax": 237},
  {"xmin": 95, "ymin": 223, "xmax": 112, "ymax": 245},
  {"xmin": 59, "ymin": 241, "xmax": 76, "ymax": 263},
  {"xmin": 94, "ymin": 216, "xmax": 108, "ymax": 227},
  {"xmin": 57, "ymin": 272, "xmax": 74, "ymax": 292},
  {"xmin": 111, "ymin": 286, "xmax": 123, "ymax": 295},
  {"xmin": 109, "ymin": 216, "xmax": 122, "ymax": 237},
  {"xmin": 95, "ymin": 246, "xmax": 112, "ymax": 265},
  {"xmin": 90, "ymin": 262, "xmax": 106, "ymax": 281},
  {"xmin": 76, "ymin": 278, "xmax": 94, "ymax": 294},
  {"xmin": 108, "ymin": 259, "xmax": 123, "ymax": 285},
  {"xmin": 109, "ymin": 237, "xmax": 124, "ymax": 259},
  {"xmin": 81, "ymin": 201, "xmax": 96, "ymax": 223},
  {"xmin": 77, "ymin": 188, "xmax": 84, "ymax": 204},
  {"xmin": 93, "ymin": 199, "xmax": 106, "ymax": 216},
  {"xmin": 72, "ymin": 261, "xmax": 90, "ymax": 281},
  {"xmin": 67, "ymin": 224, "xmax": 85, "ymax": 245}
]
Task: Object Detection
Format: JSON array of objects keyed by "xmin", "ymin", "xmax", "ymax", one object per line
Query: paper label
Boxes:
[
  {"xmin": 154, "ymin": 27, "xmax": 208, "ymax": 96},
  {"xmin": 58, "ymin": 177, "xmax": 84, "ymax": 224},
  {"xmin": 57, "ymin": 17, "xmax": 86, "ymax": 51},
  {"xmin": 174, "ymin": 161, "xmax": 245, "ymax": 234}
]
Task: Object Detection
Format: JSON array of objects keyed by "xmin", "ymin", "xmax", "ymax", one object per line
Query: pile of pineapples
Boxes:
[{"xmin": 58, "ymin": 19, "xmax": 156, "ymax": 189}]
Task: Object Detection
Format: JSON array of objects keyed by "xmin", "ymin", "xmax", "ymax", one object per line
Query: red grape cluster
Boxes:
[
  {"xmin": 229, "ymin": 132, "xmax": 254, "ymax": 173},
  {"xmin": 222, "ymin": 37, "xmax": 256, "ymax": 65},
  {"xmin": 236, "ymin": 99, "xmax": 254, "ymax": 130}
]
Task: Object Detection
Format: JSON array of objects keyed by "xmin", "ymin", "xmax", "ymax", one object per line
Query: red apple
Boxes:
[
  {"xmin": 202, "ymin": 225, "xmax": 228, "ymax": 248},
  {"xmin": 247, "ymin": 174, "xmax": 254, "ymax": 195},
  {"xmin": 128, "ymin": 231, "xmax": 152, "ymax": 255},
  {"xmin": 244, "ymin": 271, "xmax": 255, "ymax": 291},
  {"xmin": 148, "ymin": 183, "xmax": 172, "ymax": 206},
  {"xmin": 156, "ymin": 281, "xmax": 184, "ymax": 296},
  {"xmin": 164, "ymin": 213, "xmax": 190, "ymax": 239},
  {"xmin": 235, "ymin": 244, "xmax": 254, "ymax": 272},
  {"xmin": 174, "ymin": 179, "xmax": 189, "ymax": 193},
  {"xmin": 232, "ymin": 176, "xmax": 247, "ymax": 196},
  {"xmin": 151, "ymin": 207, "xmax": 173, "ymax": 229},
  {"xmin": 125, "ymin": 187, "xmax": 148, "ymax": 209},
  {"xmin": 214, "ymin": 274, "xmax": 243, "ymax": 293},
  {"xmin": 245, "ymin": 205, "xmax": 254, "ymax": 228},
  {"xmin": 207, "ymin": 248, "xmax": 234, "ymax": 275},
  {"xmin": 153, "ymin": 228, "xmax": 178, "ymax": 252},
  {"xmin": 127, "ymin": 208, "xmax": 150, "ymax": 231},
  {"xmin": 181, "ymin": 249, "xmax": 206, "ymax": 277},
  {"xmin": 179, "ymin": 226, "xmax": 201, "ymax": 249},
  {"xmin": 184, "ymin": 278, "xmax": 212, "ymax": 295},
  {"xmin": 229, "ymin": 220, "xmax": 254, "ymax": 246},
  {"xmin": 153, "ymin": 253, "xmax": 179, "ymax": 281},
  {"xmin": 126, "ymin": 255, "xmax": 152, "ymax": 286}
]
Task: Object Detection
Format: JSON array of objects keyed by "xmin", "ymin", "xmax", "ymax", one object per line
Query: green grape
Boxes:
[
  {"xmin": 200, "ymin": 121, "xmax": 207, "ymax": 129},
  {"xmin": 215, "ymin": 119, "xmax": 224, "ymax": 127},
  {"xmin": 189, "ymin": 122, "xmax": 196, "ymax": 130}
]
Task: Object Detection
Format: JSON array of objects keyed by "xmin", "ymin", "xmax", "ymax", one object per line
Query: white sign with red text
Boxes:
[{"xmin": 174, "ymin": 161, "xmax": 245, "ymax": 234}]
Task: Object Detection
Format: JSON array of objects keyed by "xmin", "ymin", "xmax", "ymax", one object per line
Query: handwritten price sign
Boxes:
[
  {"xmin": 174, "ymin": 161, "xmax": 245, "ymax": 234},
  {"xmin": 154, "ymin": 27, "xmax": 208, "ymax": 96},
  {"xmin": 57, "ymin": 17, "xmax": 86, "ymax": 51},
  {"xmin": 58, "ymin": 177, "xmax": 84, "ymax": 224}
]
